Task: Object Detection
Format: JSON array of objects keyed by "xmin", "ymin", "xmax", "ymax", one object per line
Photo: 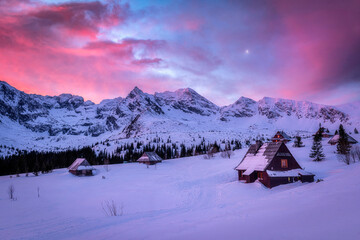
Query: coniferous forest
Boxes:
[{"xmin": 0, "ymin": 138, "xmax": 242, "ymax": 176}]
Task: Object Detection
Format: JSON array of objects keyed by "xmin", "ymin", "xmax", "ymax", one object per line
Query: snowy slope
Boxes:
[
  {"xmin": 1, "ymin": 139, "xmax": 360, "ymax": 240},
  {"xmin": 0, "ymin": 81, "xmax": 359, "ymax": 156}
]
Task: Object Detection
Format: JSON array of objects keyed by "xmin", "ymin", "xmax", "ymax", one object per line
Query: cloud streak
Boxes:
[{"xmin": 0, "ymin": 0, "xmax": 359, "ymax": 105}]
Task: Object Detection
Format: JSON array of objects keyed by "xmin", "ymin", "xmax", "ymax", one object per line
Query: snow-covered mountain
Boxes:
[
  {"xmin": 0, "ymin": 81, "xmax": 358, "ymax": 154},
  {"xmin": 220, "ymin": 96, "xmax": 349, "ymax": 122}
]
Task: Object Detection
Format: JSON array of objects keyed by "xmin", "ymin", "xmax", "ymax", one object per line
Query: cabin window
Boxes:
[
  {"xmin": 281, "ymin": 159, "xmax": 288, "ymax": 168},
  {"xmin": 257, "ymin": 172, "xmax": 263, "ymax": 180}
]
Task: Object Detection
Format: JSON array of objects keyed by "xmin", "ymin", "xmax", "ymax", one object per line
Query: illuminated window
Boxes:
[{"xmin": 281, "ymin": 159, "xmax": 288, "ymax": 168}]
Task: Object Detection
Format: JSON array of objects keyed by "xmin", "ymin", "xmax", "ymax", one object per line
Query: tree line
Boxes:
[{"xmin": 0, "ymin": 138, "xmax": 243, "ymax": 176}]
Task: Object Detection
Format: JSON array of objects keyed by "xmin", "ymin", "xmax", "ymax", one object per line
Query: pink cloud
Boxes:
[{"xmin": 0, "ymin": 1, "xmax": 170, "ymax": 103}]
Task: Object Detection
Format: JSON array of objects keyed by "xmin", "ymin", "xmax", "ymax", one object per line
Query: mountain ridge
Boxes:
[{"xmin": 0, "ymin": 80, "xmax": 358, "ymax": 155}]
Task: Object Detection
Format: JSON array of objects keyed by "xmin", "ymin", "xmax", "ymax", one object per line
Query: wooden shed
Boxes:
[
  {"xmin": 313, "ymin": 127, "xmax": 333, "ymax": 138},
  {"xmin": 235, "ymin": 142, "xmax": 314, "ymax": 188},
  {"xmin": 68, "ymin": 158, "xmax": 95, "ymax": 176},
  {"xmin": 137, "ymin": 152, "xmax": 163, "ymax": 165},
  {"xmin": 328, "ymin": 134, "xmax": 358, "ymax": 145},
  {"xmin": 271, "ymin": 131, "xmax": 291, "ymax": 143}
]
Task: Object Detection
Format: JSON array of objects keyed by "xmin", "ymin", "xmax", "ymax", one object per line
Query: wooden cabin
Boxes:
[
  {"xmin": 313, "ymin": 127, "xmax": 333, "ymax": 138},
  {"xmin": 137, "ymin": 152, "xmax": 163, "ymax": 165},
  {"xmin": 328, "ymin": 134, "xmax": 358, "ymax": 145},
  {"xmin": 68, "ymin": 158, "xmax": 95, "ymax": 176},
  {"xmin": 271, "ymin": 131, "xmax": 291, "ymax": 143},
  {"xmin": 235, "ymin": 142, "xmax": 314, "ymax": 188}
]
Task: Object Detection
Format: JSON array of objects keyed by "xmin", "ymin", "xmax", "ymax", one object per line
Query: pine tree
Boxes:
[
  {"xmin": 355, "ymin": 128, "xmax": 359, "ymax": 134},
  {"xmin": 309, "ymin": 132, "xmax": 325, "ymax": 161},
  {"xmin": 293, "ymin": 136, "xmax": 304, "ymax": 147},
  {"xmin": 317, "ymin": 126, "xmax": 324, "ymax": 141},
  {"xmin": 337, "ymin": 124, "xmax": 351, "ymax": 155},
  {"xmin": 33, "ymin": 156, "xmax": 40, "ymax": 176},
  {"xmin": 180, "ymin": 144, "xmax": 186, "ymax": 158}
]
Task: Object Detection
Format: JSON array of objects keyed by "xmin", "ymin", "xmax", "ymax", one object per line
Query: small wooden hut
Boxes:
[
  {"xmin": 328, "ymin": 134, "xmax": 358, "ymax": 145},
  {"xmin": 313, "ymin": 127, "xmax": 333, "ymax": 138},
  {"xmin": 271, "ymin": 131, "xmax": 291, "ymax": 143},
  {"xmin": 235, "ymin": 142, "xmax": 314, "ymax": 188},
  {"xmin": 137, "ymin": 152, "xmax": 163, "ymax": 165},
  {"xmin": 68, "ymin": 158, "xmax": 95, "ymax": 176}
]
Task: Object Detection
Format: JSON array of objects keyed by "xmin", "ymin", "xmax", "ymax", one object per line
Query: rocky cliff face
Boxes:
[
  {"xmin": 155, "ymin": 88, "xmax": 219, "ymax": 116},
  {"xmin": 220, "ymin": 96, "xmax": 348, "ymax": 123},
  {"xmin": 0, "ymin": 81, "xmax": 352, "ymax": 143}
]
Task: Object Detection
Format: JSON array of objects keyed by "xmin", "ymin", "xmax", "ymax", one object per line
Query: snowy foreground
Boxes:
[{"xmin": 1, "ymin": 140, "xmax": 360, "ymax": 240}]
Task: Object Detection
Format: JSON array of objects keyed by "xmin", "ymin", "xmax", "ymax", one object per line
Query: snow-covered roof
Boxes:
[
  {"xmin": 328, "ymin": 134, "xmax": 358, "ymax": 144},
  {"xmin": 235, "ymin": 142, "xmax": 282, "ymax": 172},
  {"xmin": 266, "ymin": 169, "xmax": 314, "ymax": 177},
  {"xmin": 68, "ymin": 158, "xmax": 94, "ymax": 171},
  {"xmin": 271, "ymin": 131, "xmax": 291, "ymax": 141},
  {"xmin": 77, "ymin": 165, "xmax": 95, "ymax": 170},
  {"xmin": 137, "ymin": 152, "xmax": 163, "ymax": 162}
]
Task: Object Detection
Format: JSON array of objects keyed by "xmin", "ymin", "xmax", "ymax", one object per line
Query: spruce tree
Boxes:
[
  {"xmin": 310, "ymin": 132, "xmax": 325, "ymax": 161},
  {"xmin": 294, "ymin": 136, "xmax": 303, "ymax": 147},
  {"xmin": 337, "ymin": 124, "xmax": 351, "ymax": 155},
  {"xmin": 317, "ymin": 126, "xmax": 324, "ymax": 141},
  {"xmin": 355, "ymin": 128, "xmax": 359, "ymax": 134},
  {"xmin": 33, "ymin": 157, "xmax": 40, "ymax": 176}
]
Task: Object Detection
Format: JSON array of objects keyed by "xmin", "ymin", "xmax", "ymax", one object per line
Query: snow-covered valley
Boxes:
[{"xmin": 1, "ymin": 138, "xmax": 360, "ymax": 240}]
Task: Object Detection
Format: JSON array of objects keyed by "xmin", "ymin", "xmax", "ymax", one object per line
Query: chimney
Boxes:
[{"xmin": 255, "ymin": 140, "xmax": 263, "ymax": 153}]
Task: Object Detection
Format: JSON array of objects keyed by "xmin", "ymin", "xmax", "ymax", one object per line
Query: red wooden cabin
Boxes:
[
  {"xmin": 271, "ymin": 131, "xmax": 291, "ymax": 143},
  {"xmin": 137, "ymin": 152, "xmax": 163, "ymax": 165},
  {"xmin": 313, "ymin": 127, "xmax": 333, "ymax": 138},
  {"xmin": 328, "ymin": 134, "xmax": 358, "ymax": 145},
  {"xmin": 235, "ymin": 142, "xmax": 314, "ymax": 188},
  {"xmin": 68, "ymin": 158, "xmax": 95, "ymax": 176}
]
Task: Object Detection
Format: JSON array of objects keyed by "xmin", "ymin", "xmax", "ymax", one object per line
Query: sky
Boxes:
[{"xmin": 0, "ymin": 0, "xmax": 359, "ymax": 106}]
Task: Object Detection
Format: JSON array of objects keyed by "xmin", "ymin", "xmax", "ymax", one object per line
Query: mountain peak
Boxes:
[
  {"xmin": 175, "ymin": 87, "xmax": 197, "ymax": 94},
  {"xmin": 174, "ymin": 88, "xmax": 206, "ymax": 101},
  {"xmin": 0, "ymin": 80, "xmax": 19, "ymax": 93},
  {"xmin": 127, "ymin": 86, "xmax": 145, "ymax": 99},
  {"xmin": 234, "ymin": 96, "xmax": 256, "ymax": 105}
]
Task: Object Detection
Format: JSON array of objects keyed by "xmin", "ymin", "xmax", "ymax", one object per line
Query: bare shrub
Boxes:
[
  {"xmin": 338, "ymin": 154, "xmax": 351, "ymax": 165},
  {"xmin": 102, "ymin": 200, "xmax": 123, "ymax": 216},
  {"xmin": 221, "ymin": 150, "xmax": 234, "ymax": 159},
  {"xmin": 349, "ymin": 146, "xmax": 360, "ymax": 163},
  {"xmin": 339, "ymin": 146, "xmax": 360, "ymax": 165},
  {"xmin": 104, "ymin": 159, "xmax": 110, "ymax": 172},
  {"xmin": 203, "ymin": 152, "xmax": 213, "ymax": 159},
  {"xmin": 8, "ymin": 184, "xmax": 15, "ymax": 200}
]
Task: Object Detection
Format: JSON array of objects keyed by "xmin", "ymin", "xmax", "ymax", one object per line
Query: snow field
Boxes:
[{"xmin": 1, "ymin": 139, "xmax": 360, "ymax": 240}]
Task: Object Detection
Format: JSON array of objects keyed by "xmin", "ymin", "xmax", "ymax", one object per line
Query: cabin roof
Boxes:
[
  {"xmin": 138, "ymin": 152, "xmax": 163, "ymax": 162},
  {"xmin": 272, "ymin": 131, "xmax": 291, "ymax": 141},
  {"xmin": 328, "ymin": 134, "xmax": 358, "ymax": 144},
  {"xmin": 266, "ymin": 169, "xmax": 314, "ymax": 177},
  {"xmin": 313, "ymin": 128, "xmax": 333, "ymax": 137},
  {"xmin": 68, "ymin": 158, "xmax": 94, "ymax": 171},
  {"xmin": 235, "ymin": 142, "xmax": 283, "ymax": 172}
]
